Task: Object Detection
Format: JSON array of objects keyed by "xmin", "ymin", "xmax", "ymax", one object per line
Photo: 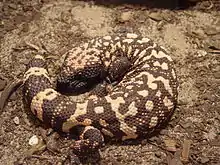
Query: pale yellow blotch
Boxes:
[
  {"xmin": 105, "ymin": 96, "xmax": 138, "ymax": 140},
  {"xmin": 137, "ymin": 90, "xmax": 149, "ymax": 97},
  {"xmin": 136, "ymin": 71, "xmax": 173, "ymax": 96},
  {"xmin": 156, "ymin": 90, "xmax": 162, "ymax": 97},
  {"xmin": 160, "ymin": 46, "xmax": 168, "ymax": 52},
  {"xmin": 82, "ymin": 118, "xmax": 92, "ymax": 125},
  {"xmin": 115, "ymin": 36, "xmax": 120, "ymax": 40},
  {"xmin": 163, "ymin": 96, "xmax": 173, "ymax": 110},
  {"xmin": 133, "ymin": 49, "xmax": 140, "ymax": 57},
  {"xmin": 99, "ymin": 119, "xmax": 109, "ymax": 127},
  {"xmin": 145, "ymin": 73, "xmax": 158, "ymax": 90},
  {"xmin": 121, "ymin": 124, "xmax": 138, "ymax": 141},
  {"xmin": 62, "ymin": 118, "xmax": 92, "ymax": 133},
  {"xmin": 83, "ymin": 43, "xmax": 89, "ymax": 49},
  {"xmin": 140, "ymin": 44, "xmax": 157, "ymax": 61},
  {"xmin": 139, "ymin": 49, "xmax": 147, "ymax": 57},
  {"xmin": 137, "ymin": 37, "xmax": 150, "ymax": 44},
  {"xmin": 101, "ymin": 128, "xmax": 114, "ymax": 137},
  {"xmin": 122, "ymin": 38, "xmax": 133, "ymax": 44},
  {"xmin": 171, "ymin": 69, "xmax": 176, "ymax": 79},
  {"xmin": 104, "ymin": 61, "xmax": 111, "ymax": 67},
  {"xmin": 75, "ymin": 101, "xmax": 89, "ymax": 115},
  {"xmin": 94, "ymin": 41, "xmax": 102, "ymax": 48},
  {"xmin": 103, "ymin": 36, "xmax": 112, "ymax": 40},
  {"xmin": 135, "ymin": 80, "xmax": 144, "ymax": 85},
  {"xmin": 153, "ymin": 61, "xmax": 160, "ymax": 67},
  {"xmin": 162, "ymin": 63, "xmax": 168, "ymax": 70},
  {"xmin": 143, "ymin": 64, "xmax": 150, "ymax": 68},
  {"xmin": 149, "ymin": 116, "xmax": 158, "ymax": 128},
  {"xmin": 62, "ymin": 101, "xmax": 89, "ymax": 132},
  {"xmin": 127, "ymin": 102, "xmax": 138, "ymax": 115},
  {"xmin": 126, "ymin": 85, "xmax": 133, "ymax": 89},
  {"xmin": 122, "ymin": 45, "xmax": 126, "ymax": 52},
  {"xmin": 109, "ymin": 43, "xmax": 117, "ymax": 53},
  {"xmin": 94, "ymin": 106, "xmax": 104, "ymax": 114},
  {"xmin": 126, "ymin": 33, "xmax": 138, "ymax": 38},
  {"xmin": 34, "ymin": 55, "xmax": 45, "ymax": 60},
  {"xmin": 153, "ymin": 61, "xmax": 168, "ymax": 70},
  {"xmin": 103, "ymin": 42, "xmax": 109, "ymax": 46},
  {"xmin": 111, "ymin": 55, "xmax": 116, "ymax": 62},
  {"xmin": 133, "ymin": 50, "xmax": 147, "ymax": 65},
  {"xmin": 127, "ymin": 45, "xmax": 133, "ymax": 56},
  {"xmin": 105, "ymin": 96, "xmax": 125, "ymax": 112},
  {"xmin": 151, "ymin": 50, "xmax": 172, "ymax": 61},
  {"xmin": 31, "ymin": 88, "xmax": 58, "ymax": 121},
  {"xmin": 105, "ymin": 51, "xmax": 111, "ymax": 58},
  {"xmin": 115, "ymin": 41, "xmax": 121, "ymax": 48},
  {"xmin": 90, "ymin": 39, "xmax": 95, "ymax": 43},
  {"xmin": 24, "ymin": 67, "xmax": 50, "ymax": 82},
  {"xmin": 89, "ymin": 95, "xmax": 98, "ymax": 101},
  {"xmin": 145, "ymin": 100, "xmax": 154, "ymax": 111}
]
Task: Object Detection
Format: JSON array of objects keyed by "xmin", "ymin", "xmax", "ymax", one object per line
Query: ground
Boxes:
[{"xmin": 0, "ymin": 0, "xmax": 219, "ymax": 165}]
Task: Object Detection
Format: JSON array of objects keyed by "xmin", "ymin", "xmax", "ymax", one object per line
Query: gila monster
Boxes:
[{"xmin": 23, "ymin": 33, "xmax": 178, "ymax": 162}]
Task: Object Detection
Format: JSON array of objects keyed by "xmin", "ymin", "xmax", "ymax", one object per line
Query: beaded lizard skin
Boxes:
[{"xmin": 23, "ymin": 33, "xmax": 178, "ymax": 162}]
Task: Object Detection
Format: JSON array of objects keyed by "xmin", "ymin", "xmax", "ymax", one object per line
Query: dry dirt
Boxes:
[{"xmin": 0, "ymin": 0, "xmax": 220, "ymax": 165}]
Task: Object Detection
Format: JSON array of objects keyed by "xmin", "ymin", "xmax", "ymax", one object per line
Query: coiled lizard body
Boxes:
[{"xmin": 23, "ymin": 33, "xmax": 178, "ymax": 162}]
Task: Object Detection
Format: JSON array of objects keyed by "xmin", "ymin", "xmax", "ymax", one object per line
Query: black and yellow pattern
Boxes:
[{"xmin": 23, "ymin": 33, "xmax": 178, "ymax": 159}]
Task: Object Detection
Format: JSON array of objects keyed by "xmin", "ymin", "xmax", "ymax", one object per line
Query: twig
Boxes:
[{"xmin": 0, "ymin": 79, "xmax": 23, "ymax": 113}]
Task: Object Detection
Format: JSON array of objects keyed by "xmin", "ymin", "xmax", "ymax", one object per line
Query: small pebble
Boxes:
[
  {"xmin": 213, "ymin": 71, "xmax": 220, "ymax": 79},
  {"xmin": 155, "ymin": 152, "xmax": 162, "ymax": 158},
  {"xmin": 148, "ymin": 12, "xmax": 163, "ymax": 22},
  {"xmin": 29, "ymin": 135, "xmax": 39, "ymax": 146},
  {"xmin": 212, "ymin": 66, "xmax": 220, "ymax": 79},
  {"xmin": 120, "ymin": 11, "xmax": 133, "ymax": 22},
  {"xmin": 13, "ymin": 116, "xmax": 20, "ymax": 125},
  {"xmin": 160, "ymin": 129, "xmax": 169, "ymax": 135},
  {"xmin": 200, "ymin": 157, "xmax": 210, "ymax": 164},
  {"xmin": 9, "ymin": 92, "xmax": 17, "ymax": 100},
  {"xmin": 197, "ymin": 50, "xmax": 207, "ymax": 57}
]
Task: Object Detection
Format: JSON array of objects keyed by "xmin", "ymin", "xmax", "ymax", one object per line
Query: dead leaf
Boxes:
[
  {"xmin": 181, "ymin": 139, "xmax": 192, "ymax": 162},
  {"xmin": 164, "ymin": 139, "xmax": 177, "ymax": 152},
  {"xmin": 148, "ymin": 12, "xmax": 163, "ymax": 22}
]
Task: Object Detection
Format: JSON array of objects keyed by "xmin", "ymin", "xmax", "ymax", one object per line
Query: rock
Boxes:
[
  {"xmin": 9, "ymin": 92, "xmax": 17, "ymax": 100},
  {"xmin": 197, "ymin": 50, "xmax": 207, "ymax": 57},
  {"xmin": 200, "ymin": 157, "xmax": 209, "ymax": 164},
  {"xmin": 213, "ymin": 71, "xmax": 220, "ymax": 79},
  {"xmin": 120, "ymin": 11, "xmax": 133, "ymax": 22},
  {"xmin": 13, "ymin": 116, "xmax": 20, "ymax": 125},
  {"xmin": 29, "ymin": 135, "xmax": 39, "ymax": 146},
  {"xmin": 148, "ymin": 12, "xmax": 163, "ymax": 22}
]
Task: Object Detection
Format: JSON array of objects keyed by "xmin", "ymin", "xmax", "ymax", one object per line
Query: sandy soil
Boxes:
[{"xmin": 0, "ymin": 0, "xmax": 219, "ymax": 165}]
